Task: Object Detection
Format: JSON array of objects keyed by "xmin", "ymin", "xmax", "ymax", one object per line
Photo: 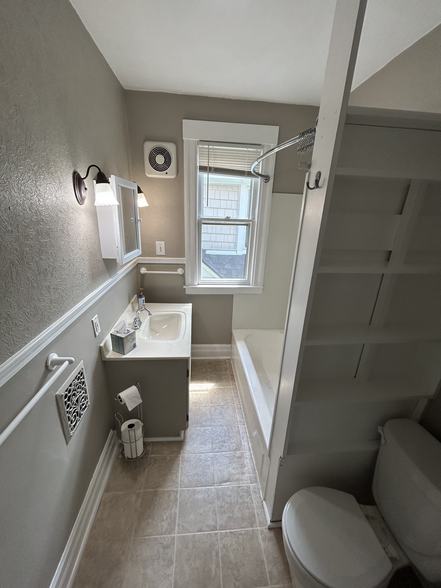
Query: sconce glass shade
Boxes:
[
  {"xmin": 73, "ymin": 165, "xmax": 118, "ymax": 206},
  {"xmin": 137, "ymin": 185, "xmax": 149, "ymax": 208},
  {"xmin": 94, "ymin": 182, "xmax": 119, "ymax": 206},
  {"xmin": 94, "ymin": 169, "xmax": 118, "ymax": 206}
]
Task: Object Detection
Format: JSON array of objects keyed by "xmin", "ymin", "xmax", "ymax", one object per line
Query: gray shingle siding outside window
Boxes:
[{"xmin": 202, "ymin": 251, "xmax": 247, "ymax": 279}]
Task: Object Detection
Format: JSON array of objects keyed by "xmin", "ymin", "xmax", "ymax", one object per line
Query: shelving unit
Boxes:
[
  {"xmin": 306, "ymin": 324, "xmax": 441, "ymax": 345},
  {"xmin": 318, "ymin": 262, "xmax": 441, "ymax": 274},
  {"xmin": 268, "ymin": 108, "xmax": 441, "ymax": 520},
  {"xmin": 261, "ymin": 1, "xmax": 441, "ymax": 523},
  {"xmin": 298, "ymin": 119, "xmax": 441, "ymax": 419},
  {"xmin": 295, "ymin": 377, "xmax": 436, "ymax": 404}
]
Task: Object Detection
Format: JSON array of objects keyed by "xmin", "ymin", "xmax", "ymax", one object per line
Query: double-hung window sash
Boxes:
[{"xmin": 197, "ymin": 142, "xmax": 262, "ymax": 284}]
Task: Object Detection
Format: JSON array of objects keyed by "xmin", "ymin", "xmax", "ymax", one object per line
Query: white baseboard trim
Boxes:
[
  {"xmin": 50, "ymin": 430, "xmax": 119, "ymax": 588},
  {"xmin": 191, "ymin": 344, "xmax": 232, "ymax": 359},
  {"xmin": 263, "ymin": 499, "xmax": 281, "ymax": 528}
]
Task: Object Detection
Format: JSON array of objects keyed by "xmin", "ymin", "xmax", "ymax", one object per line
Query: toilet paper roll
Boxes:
[
  {"xmin": 117, "ymin": 385, "xmax": 142, "ymax": 411},
  {"xmin": 121, "ymin": 419, "xmax": 144, "ymax": 459}
]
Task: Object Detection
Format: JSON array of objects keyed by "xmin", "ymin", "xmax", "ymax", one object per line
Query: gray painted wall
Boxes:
[
  {"xmin": 126, "ymin": 91, "xmax": 317, "ymax": 341},
  {"xmin": 126, "ymin": 91, "xmax": 317, "ymax": 256},
  {"xmin": 139, "ymin": 266, "xmax": 233, "ymax": 345},
  {"xmin": 0, "ymin": 0, "xmax": 137, "ymax": 586},
  {"xmin": 0, "ymin": 0, "xmax": 131, "ymax": 364},
  {"xmin": 350, "ymin": 25, "xmax": 441, "ymax": 113}
]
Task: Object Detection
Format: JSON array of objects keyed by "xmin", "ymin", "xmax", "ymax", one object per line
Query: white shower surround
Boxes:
[{"xmin": 232, "ymin": 329, "xmax": 284, "ymax": 489}]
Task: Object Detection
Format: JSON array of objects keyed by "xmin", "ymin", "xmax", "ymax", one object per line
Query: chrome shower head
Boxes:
[{"xmin": 296, "ymin": 126, "xmax": 316, "ymax": 154}]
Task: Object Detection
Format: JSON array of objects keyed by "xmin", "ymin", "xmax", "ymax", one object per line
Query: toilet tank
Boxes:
[{"xmin": 373, "ymin": 419, "xmax": 441, "ymax": 584}]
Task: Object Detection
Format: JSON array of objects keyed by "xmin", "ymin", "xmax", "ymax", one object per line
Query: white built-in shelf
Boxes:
[
  {"xmin": 345, "ymin": 107, "xmax": 441, "ymax": 131},
  {"xmin": 306, "ymin": 324, "xmax": 441, "ymax": 346},
  {"xmin": 336, "ymin": 167, "xmax": 441, "ymax": 182},
  {"xmin": 295, "ymin": 377, "xmax": 435, "ymax": 404},
  {"xmin": 287, "ymin": 439, "xmax": 381, "ymax": 457},
  {"xmin": 318, "ymin": 262, "xmax": 441, "ymax": 274}
]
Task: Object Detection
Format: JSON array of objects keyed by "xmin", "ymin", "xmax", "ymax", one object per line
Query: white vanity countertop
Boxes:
[{"xmin": 100, "ymin": 302, "xmax": 192, "ymax": 361}]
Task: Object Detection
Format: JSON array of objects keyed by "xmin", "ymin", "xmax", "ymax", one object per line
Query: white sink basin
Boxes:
[
  {"xmin": 139, "ymin": 311, "xmax": 186, "ymax": 342},
  {"xmin": 100, "ymin": 302, "xmax": 192, "ymax": 361}
]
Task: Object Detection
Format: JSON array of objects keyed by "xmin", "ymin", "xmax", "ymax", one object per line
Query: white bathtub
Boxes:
[{"xmin": 232, "ymin": 329, "xmax": 284, "ymax": 485}]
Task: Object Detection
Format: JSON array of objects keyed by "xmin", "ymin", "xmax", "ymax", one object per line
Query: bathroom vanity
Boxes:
[{"xmin": 100, "ymin": 301, "xmax": 192, "ymax": 439}]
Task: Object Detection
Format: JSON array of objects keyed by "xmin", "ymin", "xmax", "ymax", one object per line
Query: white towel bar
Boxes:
[
  {"xmin": 0, "ymin": 354, "xmax": 74, "ymax": 448},
  {"xmin": 140, "ymin": 267, "xmax": 184, "ymax": 275},
  {"xmin": 46, "ymin": 353, "xmax": 75, "ymax": 371}
]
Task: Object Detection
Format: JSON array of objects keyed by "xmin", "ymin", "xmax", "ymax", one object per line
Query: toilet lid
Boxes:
[{"xmin": 283, "ymin": 487, "xmax": 392, "ymax": 588}]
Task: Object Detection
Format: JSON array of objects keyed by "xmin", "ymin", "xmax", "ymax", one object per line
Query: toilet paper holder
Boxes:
[
  {"xmin": 115, "ymin": 383, "xmax": 145, "ymax": 461},
  {"xmin": 115, "ymin": 383, "xmax": 142, "ymax": 407}
]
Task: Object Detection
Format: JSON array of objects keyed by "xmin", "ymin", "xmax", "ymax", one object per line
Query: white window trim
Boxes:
[{"xmin": 183, "ymin": 119, "xmax": 278, "ymax": 294}]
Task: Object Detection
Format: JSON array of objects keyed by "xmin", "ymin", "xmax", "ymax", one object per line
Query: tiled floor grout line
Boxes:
[
  {"xmin": 170, "ymin": 454, "xmax": 182, "ymax": 588},
  {"xmin": 118, "ymin": 453, "xmax": 147, "ymax": 588},
  {"xmin": 213, "ymin": 479, "xmax": 224, "ymax": 588},
  {"xmin": 257, "ymin": 525, "xmax": 271, "ymax": 587},
  {"xmin": 133, "ymin": 526, "xmax": 269, "ymax": 541},
  {"xmin": 229, "ymin": 365, "xmax": 280, "ymax": 588},
  {"xmin": 227, "ymin": 379, "xmax": 272, "ymax": 583},
  {"xmin": 192, "ymin": 366, "xmax": 258, "ymax": 588}
]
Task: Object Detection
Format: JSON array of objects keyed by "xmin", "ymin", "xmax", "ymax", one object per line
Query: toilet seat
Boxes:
[{"xmin": 282, "ymin": 487, "xmax": 393, "ymax": 588}]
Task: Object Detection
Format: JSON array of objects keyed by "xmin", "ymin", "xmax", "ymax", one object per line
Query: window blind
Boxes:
[{"xmin": 198, "ymin": 143, "xmax": 262, "ymax": 177}]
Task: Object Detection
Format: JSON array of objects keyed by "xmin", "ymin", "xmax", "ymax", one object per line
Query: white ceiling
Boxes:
[{"xmin": 70, "ymin": 0, "xmax": 441, "ymax": 106}]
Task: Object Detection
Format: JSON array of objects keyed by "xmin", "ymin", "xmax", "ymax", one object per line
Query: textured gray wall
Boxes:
[
  {"xmin": 0, "ymin": 0, "xmax": 137, "ymax": 586},
  {"xmin": 126, "ymin": 91, "xmax": 317, "ymax": 340},
  {"xmin": 350, "ymin": 25, "xmax": 441, "ymax": 113},
  {"xmin": 0, "ymin": 0, "xmax": 131, "ymax": 364}
]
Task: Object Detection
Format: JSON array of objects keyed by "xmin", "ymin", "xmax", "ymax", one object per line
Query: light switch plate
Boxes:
[
  {"xmin": 92, "ymin": 315, "xmax": 101, "ymax": 337},
  {"xmin": 156, "ymin": 241, "xmax": 165, "ymax": 255}
]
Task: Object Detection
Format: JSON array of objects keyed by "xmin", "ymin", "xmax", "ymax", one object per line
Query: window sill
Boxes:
[{"xmin": 184, "ymin": 285, "xmax": 263, "ymax": 295}]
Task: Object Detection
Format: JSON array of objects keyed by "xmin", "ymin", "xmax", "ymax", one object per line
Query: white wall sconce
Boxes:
[
  {"xmin": 137, "ymin": 185, "xmax": 149, "ymax": 208},
  {"xmin": 73, "ymin": 165, "xmax": 119, "ymax": 206}
]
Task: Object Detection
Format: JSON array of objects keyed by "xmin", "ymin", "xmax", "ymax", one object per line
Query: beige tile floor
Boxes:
[{"xmin": 74, "ymin": 359, "xmax": 292, "ymax": 588}]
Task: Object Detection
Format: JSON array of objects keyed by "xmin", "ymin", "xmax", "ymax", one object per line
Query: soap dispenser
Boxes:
[{"xmin": 137, "ymin": 288, "xmax": 145, "ymax": 309}]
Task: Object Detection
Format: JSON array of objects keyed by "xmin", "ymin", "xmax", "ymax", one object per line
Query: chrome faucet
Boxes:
[{"xmin": 133, "ymin": 305, "xmax": 152, "ymax": 330}]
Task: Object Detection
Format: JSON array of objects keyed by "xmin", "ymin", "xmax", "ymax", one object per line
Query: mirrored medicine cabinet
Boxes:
[{"xmin": 95, "ymin": 175, "xmax": 142, "ymax": 264}]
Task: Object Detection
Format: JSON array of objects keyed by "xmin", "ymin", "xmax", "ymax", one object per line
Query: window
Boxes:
[{"xmin": 183, "ymin": 120, "xmax": 279, "ymax": 294}]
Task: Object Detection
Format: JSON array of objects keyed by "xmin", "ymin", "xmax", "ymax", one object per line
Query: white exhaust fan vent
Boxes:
[{"xmin": 144, "ymin": 141, "xmax": 177, "ymax": 178}]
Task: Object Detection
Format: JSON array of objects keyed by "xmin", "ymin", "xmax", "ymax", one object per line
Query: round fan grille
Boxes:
[{"xmin": 149, "ymin": 146, "xmax": 172, "ymax": 172}]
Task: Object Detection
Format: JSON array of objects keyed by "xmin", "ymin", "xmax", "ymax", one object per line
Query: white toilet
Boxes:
[{"xmin": 282, "ymin": 419, "xmax": 441, "ymax": 588}]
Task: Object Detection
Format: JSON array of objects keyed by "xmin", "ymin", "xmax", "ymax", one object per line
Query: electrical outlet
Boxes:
[
  {"xmin": 156, "ymin": 241, "xmax": 165, "ymax": 255},
  {"xmin": 92, "ymin": 315, "xmax": 101, "ymax": 337}
]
